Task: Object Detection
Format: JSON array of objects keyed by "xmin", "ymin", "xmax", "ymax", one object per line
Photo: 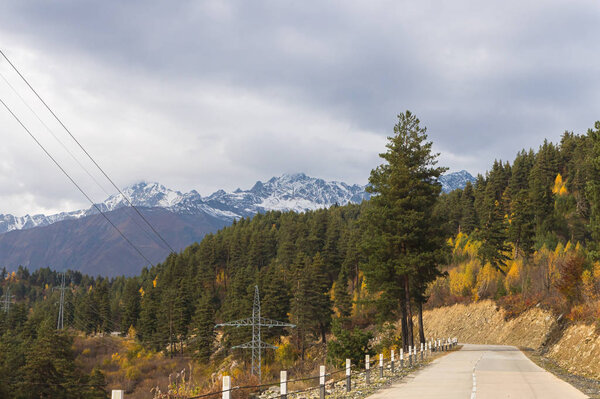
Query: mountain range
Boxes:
[{"xmin": 0, "ymin": 171, "xmax": 474, "ymax": 276}]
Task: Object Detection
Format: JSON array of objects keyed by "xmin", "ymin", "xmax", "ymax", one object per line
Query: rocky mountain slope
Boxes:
[
  {"xmin": 421, "ymin": 301, "xmax": 600, "ymax": 380},
  {"xmin": 0, "ymin": 171, "xmax": 473, "ymax": 235},
  {"xmin": 438, "ymin": 170, "xmax": 476, "ymax": 194},
  {"xmin": 0, "ymin": 171, "xmax": 473, "ymax": 276}
]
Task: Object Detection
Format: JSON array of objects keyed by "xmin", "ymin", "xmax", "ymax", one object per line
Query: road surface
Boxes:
[{"xmin": 368, "ymin": 344, "xmax": 588, "ymax": 399}]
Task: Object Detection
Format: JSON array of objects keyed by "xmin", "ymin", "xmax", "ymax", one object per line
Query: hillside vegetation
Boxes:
[{"xmin": 2, "ymin": 117, "xmax": 600, "ymax": 397}]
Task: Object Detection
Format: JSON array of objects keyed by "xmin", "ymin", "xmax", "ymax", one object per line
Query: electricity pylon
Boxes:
[
  {"xmin": 2, "ymin": 286, "xmax": 14, "ymax": 313},
  {"xmin": 54, "ymin": 273, "xmax": 67, "ymax": 329},
  {"xmin": 216, "ymin": 285, "xmax": 295, "ymax": 381}
]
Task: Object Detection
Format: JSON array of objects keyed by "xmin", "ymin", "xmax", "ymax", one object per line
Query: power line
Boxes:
[
  {"xmin": 0, "ymin": 67, "xmax": 173, "ymax": 250},
  {"xmin": 0, "ymin": 97, "xmax": 155, "ymax": 268},
  {"xmin": 0, "ymin": 69, "xmax": 166, "ymax": 251},
  {"xmin": 0, "ymin": 68, "xmax": 113, "ymax": 199},
  {"xmin": 0, "ymin": 49, "xmax": 177, "ymax": 255},
  {"xmin": 5, "ymin": 71, "xmax": 167, "ymax": 250}
]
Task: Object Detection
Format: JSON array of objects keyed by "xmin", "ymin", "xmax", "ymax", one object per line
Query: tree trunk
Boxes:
[
  {"xmin": 404, "ymin": 275, "xmax": 414, "ymax": 348},
  {"xmin": 417, "ymin": 301, "xmax": 425, "ymax": 345},
  {"xmin": 320, "ymin": 323, "xmax": 327, "ymax": 344},
  {"xmin": 400, "ymin": 294, "xmax": 408, "ymax": 351}
]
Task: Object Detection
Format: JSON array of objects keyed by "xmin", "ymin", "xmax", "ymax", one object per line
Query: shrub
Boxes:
[{"xmin": 327, "ymin": 319, "xmax": 374, "ymax": 368}]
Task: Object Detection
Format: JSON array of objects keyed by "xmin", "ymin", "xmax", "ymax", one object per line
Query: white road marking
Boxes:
[{"xmin": 471, "ymin": 354, "xmax": 483, "ymax": 399}]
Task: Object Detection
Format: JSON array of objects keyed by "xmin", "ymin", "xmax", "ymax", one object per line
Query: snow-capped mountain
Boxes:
[
  {"xmin": 0, "ymin": 171, "xmax": 473, "ymax": 235},
  {"xmin": 0, "ymin": 173, "xmax": 370, "ymax": 235},
  {"xmin": 0, "ymin": 171, "xmax": 475, "ymax": 276},
  {"xmin": 438, "ymin": 170, "xmax": 476, "ymax": 193}
]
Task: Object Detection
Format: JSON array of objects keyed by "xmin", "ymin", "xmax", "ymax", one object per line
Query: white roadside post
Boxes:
[
  {"xmin": 111, "ymin": 390, "xmax": 124, "ymax": 399},
  {"xmin": 400, "ymin": 348, "xmax": 404, "ymax": 368},
  {"xmin": 365, "ymin": 354, "xmax": 370, "ymax": 384},
  {"xmin": 280, "ymin": 371, "xmax": 287, "ymax": 399},
  {"xmin": 346, "ymin": 358, "xmax": 351, "ymax": 392},
  {"xmin": 379, "ymin": 353, "xmax": 384, "ymax": 378},
  {"xmin": 391, "ymin": 349, "xmax": 395, "ymax": 373},
  {"xmin": 408, "ymin": 346, "xmax": 412, "ymax": 367},
  {"xmin": 320, "ymin": 365, "xmax": 326, "ymax": 399},
  {"xmin": 421, "ymin": 343, "xmax": 424, "ymax": 361},
  {"xmin": 222, "ymin": 376, "xmax": 231, "ymax": 399}
]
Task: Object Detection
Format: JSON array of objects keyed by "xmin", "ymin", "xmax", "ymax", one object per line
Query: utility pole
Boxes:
[
  {"xmin": 54, "ymin": 273, "xmax": 67, "ymax": 330},
  {"xmin": 2, "ymin": 286, "xmax": 14, "ymax": 314},
  {"xmin": 216, "ymin": 285, "xmax": 295, "ymax": 381}
]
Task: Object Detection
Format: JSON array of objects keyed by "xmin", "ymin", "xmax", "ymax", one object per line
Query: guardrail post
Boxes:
[
  {"xmin": 414, "ymin": 346, "xmax": 417, "ymax": 363},
  {"xmin": 421, "ymin": 343, "xmax": 424, "ymax": 361},
  {"xmin": 391, "ymin": 349, "xmax": 395, "ymax": 373},
  {"xmin": 320, "ymin": 365, "xmax": 326, "ymax": 399},
  {"xmin": 222, "ymin": 376, "xmax": 231, "ymax": 399},
  {"xmin": 346, "ymin": 358, "xmax": 351, "ymax": 392},
  {"xmin": 280, "ymin": 370, "xmax": 287, "ymax": 399},
  {"xmin": 408, "ymin": 346, "xmax": 412, "ymax": 367},
  {"xmin": 111, "ymin": 390, "xmax": 124, "ymax": 399},
  {"xmin": 400, "ymin": 348, "xmax": 404, "ymax": 368},
  {"xmin": 365, "ymin": 354, "xmax": 370, "ymax": 384},
  {"xmin": 379, "ymin": 353, "xmax": 384, "ymax": 378}
]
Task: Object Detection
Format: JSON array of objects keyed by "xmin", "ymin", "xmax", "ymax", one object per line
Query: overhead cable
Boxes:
[
  {"xmin": 0, "ymin": 49, "xmax": 176, "ymax": 254},
  {"xmin": 0, "ymin": 97, "xmax": 154, "ymax": 268}
]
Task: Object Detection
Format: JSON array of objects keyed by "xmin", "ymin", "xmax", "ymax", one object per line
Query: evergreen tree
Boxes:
[
  {"xmin": 333, "ymin": 265, "xmax": 352, "ymax": 321},
  {"xmin": 120, "ymin": 278, "xmax": 141, "ymax": 333},
  {"xmin": 508, "ymin": 190, "xmax": 535, "ymax": 258},
  {"xmin": 360, "ymin": 111, "xmax": 447, "ymax": 350},
  {"xmin": 460, "ymin": 181, "xmax": 478, "ymax": 234},
  {"xmin": 86, "ymin": 368, "xmax": 109, "ymax": 399},
  {"xmin": 190, "ymin": 293, "xmax": 216, "ymax": 363},
  {"xmin": 478, "ymin": 194, "xmax": 510, "ymax": 273},
  {"xmin": 20, "ymin": 320, "xmax": 80, "ymax": 398}
]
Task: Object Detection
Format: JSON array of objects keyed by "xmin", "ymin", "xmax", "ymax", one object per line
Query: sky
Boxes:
[{"xmin": 0, "ymin": 0, "xmax": 598, "ymax": 216}]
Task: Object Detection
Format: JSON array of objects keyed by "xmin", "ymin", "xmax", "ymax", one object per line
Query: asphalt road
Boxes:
[{"xmin": 368, "ymin": 344, "xmax": 588, "ymax": 399}]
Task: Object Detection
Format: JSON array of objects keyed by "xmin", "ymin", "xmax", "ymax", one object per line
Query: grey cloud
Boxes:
[{"xmin": 0, "ymin": 0, "xmax": 598, "ymax": 215}]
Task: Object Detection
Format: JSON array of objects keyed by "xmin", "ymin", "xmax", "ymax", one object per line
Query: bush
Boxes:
[{"xmin": 327, "ymin": 319, "xmax": 374, "ymax": 368}]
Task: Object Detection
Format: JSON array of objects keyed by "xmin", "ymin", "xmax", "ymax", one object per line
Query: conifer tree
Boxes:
[
  {"xmin": 460, "ymin": 181, "xmax": 478, "ymax": 234},
  {"xmin": 120, "ymin": 278, "xmax": 141, "ymax": 333},
  {"xmin": 190, "ymin": 293, "xmax": 216, "ymax": 363},
  {"xmin": 310, "ymin": 252, "xmax": 332, "ymax": 343},
  {"xmin": 334, "ymin": 264, "xmax": 352, "ymax": 321},
  {"xmin": 20, "ymin": 320, "xmax": 80, "ymax": 398},
  {"xmin": 508, "ymin": 190, "xmax": 535, "ymax": 258},
  {"xmin": 478, "ymin": 193, "xmax": 510, "ymax": 273},
  {"xmin": 360, "ymin": 111, "xmax": 447, "ymax": 350}
]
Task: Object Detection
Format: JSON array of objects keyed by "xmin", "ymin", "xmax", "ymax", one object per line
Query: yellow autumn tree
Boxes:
[{"xmin": 552, "ymin": 173, "xmax": 568, "ymax": 196}]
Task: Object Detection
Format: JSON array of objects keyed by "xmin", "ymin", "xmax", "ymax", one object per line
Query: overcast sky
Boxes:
[{"xmin": 0, "ymin": 1, "xmax": 598, "ymax": 216}]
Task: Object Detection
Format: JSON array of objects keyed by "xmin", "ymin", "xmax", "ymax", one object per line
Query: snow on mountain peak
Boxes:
[
  {"xmin": 438, "ymin": 170, "xmax": 476, "ymax": 193},
  {"xmin": 0, "ymin": 171, "xmax": 474, "ymax": 235}
]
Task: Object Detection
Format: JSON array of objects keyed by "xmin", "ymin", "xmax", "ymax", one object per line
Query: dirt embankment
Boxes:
[{"xmin": 421, "ymin": 300, "xmax": 600, "ymax": 379}]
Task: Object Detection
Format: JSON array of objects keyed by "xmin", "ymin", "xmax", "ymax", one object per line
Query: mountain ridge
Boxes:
[
  {"xmin": 0, "ymin": 171, "xmax": 474, "ymax": 235},
  {"xmin": 0, "ymin": 171, "xmax": 474, "ymax": 276}
]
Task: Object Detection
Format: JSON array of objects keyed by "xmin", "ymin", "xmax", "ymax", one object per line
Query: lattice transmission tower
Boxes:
[
  {"xmin": 54, "ymin": 273, "xmax": 67, "ymax": 330},
  {"xmin": 216, "ymin": 285, "xmax": 295, "ymax": 381},
  {"xmin": 2, "ymin": 286, "xmax": 14, "ymax": 313}
]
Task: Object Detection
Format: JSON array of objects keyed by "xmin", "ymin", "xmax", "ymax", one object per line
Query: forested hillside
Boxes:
[
  {"xmin": 429, "ymin": 122, "xmax": 600, "ymax": 322},
  {"xmin": 2, "ymin": 117, "xmax": 600, "ymax": 398}
]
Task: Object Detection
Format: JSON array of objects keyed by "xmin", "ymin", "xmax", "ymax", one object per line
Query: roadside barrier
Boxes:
[{"xmin": 111, "ymin": 337, "xmax": 459, "ymax": 398}]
